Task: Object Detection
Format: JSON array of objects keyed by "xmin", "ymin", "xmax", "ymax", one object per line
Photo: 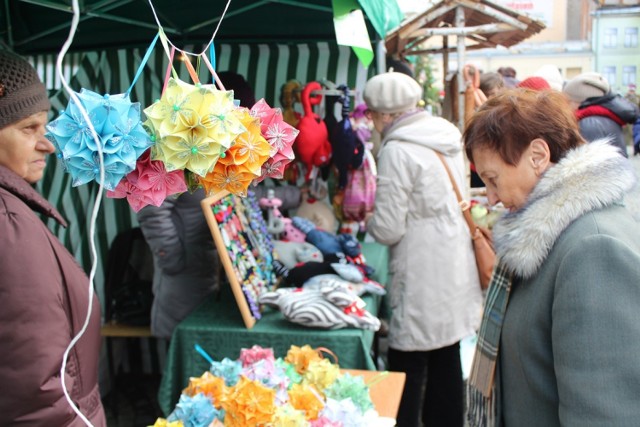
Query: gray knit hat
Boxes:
[
  {"xmin": 562, "ymin": 72, "xmax": 610, "ymax": 103},
  {"xmin": 363, "ymin": 71, "xmax": 422, "ymax": 114},
  {"xmin": 0, "ymin": 50, "xmax": 50, "ymax": 129}
]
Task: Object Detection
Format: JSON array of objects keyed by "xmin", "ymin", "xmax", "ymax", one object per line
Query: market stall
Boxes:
[
  {"xmin": 157, "ymin": 240, "xmax": 388, "ymax": 415},
  {"xmin": 3, "ymin": 2, "xmax": 406, "ymax": 425},
  {"xmin": 2, "ymin": 0, "xmax": 399, "ymax": 302}
]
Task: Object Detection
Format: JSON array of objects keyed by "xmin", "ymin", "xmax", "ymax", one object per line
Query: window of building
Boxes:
[
  {"xmin": 604, "ymin": 28, "xmax": 618, "ymax": 48},
  {"xmin": 603, "ymin": 66, "xmax": 617, "ymax": 87},
  {"xmin": 623, "ymin": 66, "xmax": 637, "ymax": 86},
  {"xmin": 624, "ymin": 27, "xmax": 638, "ymax": 48}
]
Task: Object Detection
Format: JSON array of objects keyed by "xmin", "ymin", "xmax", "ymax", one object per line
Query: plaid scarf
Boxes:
[{"xmin": 467, "ymin": 262, "xmax": 513, "ymax": 427}]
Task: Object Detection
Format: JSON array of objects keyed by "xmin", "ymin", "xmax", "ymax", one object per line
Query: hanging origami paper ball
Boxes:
[
  {"xmin": 199, "ymin": 108, "xmax": 270, "ymax": 197},
  {"xmin": 249, "ymin": 98, "xmax": 298, "ymax": 183},
  {"xmin": 219, "ymin": 377, "xmax": 276, "ymax": 427},
  {"xmin": 106, "ymin": 149, "xmax": 187, "ymax": 212},
  {"xmin": 218, "ymin": 108, "xmax": 270, "ymax": 175},
  {"xmin": 167, "ymin": 392, "xmax": 223, "ymax": 427},
  {"xmin": 144, "ymin": 78, "xmax": 246, "ymax": 177},
  {"xmin": 182, "ymin": 371, "xmax": 227, "ymax": 409},
  {"xmin": 324, "ymin": 372, "xmax": 373, "ymax": 414},
  {"xmin": 288, "ymin": 383, "xmax": 324, "ymax": 420},
  {"xmin": 304, "ymin": 358, "xmax": 340, "ymax": 392},
  {"xmin": 46, "ymin": 89, "xmax": 154, "ymax": 190},
  {"xmin": 272, "ymin": 404, "xmax": 308, "ymax": 426}
]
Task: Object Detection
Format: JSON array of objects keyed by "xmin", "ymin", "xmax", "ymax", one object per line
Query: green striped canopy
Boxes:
[{"xmin": 31, "ymin": 42, "xmax": 375, "ymax": 313}]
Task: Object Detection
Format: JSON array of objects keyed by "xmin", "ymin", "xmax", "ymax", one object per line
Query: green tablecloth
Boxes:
[{"xmin": 157, "ymin": 242, "xmax": 389, "ymax": 415}]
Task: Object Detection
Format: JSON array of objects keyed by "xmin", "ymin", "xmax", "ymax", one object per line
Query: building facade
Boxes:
[
  {"xmin": 593, "ymin": 3, "xmax": 640, "ymax": 92},
  {"xmin": 418, "ymin": 0, "xmax": 639, "ymax": 92}
]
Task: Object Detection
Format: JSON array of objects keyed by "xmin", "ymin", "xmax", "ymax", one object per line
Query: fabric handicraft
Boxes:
[
  {"xmin": 342, "ymin": 153, "xmax": 376, "ymax": 223},
  {"xmin": 259, "ymin": 281, "xmax": 380, "ymax": 331},
  {"xmin": 467, "ymin": 263, "xmax": 513, "ymax": 427}
]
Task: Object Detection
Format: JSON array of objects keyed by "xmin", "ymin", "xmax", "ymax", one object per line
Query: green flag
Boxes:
[
  {"xmin": 332, "ymin": 0, "xmax": 374, "ymax": 68},
  {"xmin": 358, "ymin": 0, "xmax": 404, "ymax": 38}
]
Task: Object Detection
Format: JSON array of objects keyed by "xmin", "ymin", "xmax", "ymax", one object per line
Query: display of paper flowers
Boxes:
[
  {"xmin": 58, "ymin": 84, "xmax": 297, "ymax": 210},
  {"xmin": 151, "ymin": 344, "xmax": 384, "ymax": 427},
  {"xmin": 47, "ymin": 42, "xmax": 297, "ymax": 211}
]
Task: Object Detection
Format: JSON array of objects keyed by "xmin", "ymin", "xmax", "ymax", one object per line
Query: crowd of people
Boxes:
[
  {"xmin": 361, "ymin": 62, "xmax": 640, "ymax": 427},
  {"xmin": 2, "ymin": 43, "xmax": 640, "ymax": 427}
]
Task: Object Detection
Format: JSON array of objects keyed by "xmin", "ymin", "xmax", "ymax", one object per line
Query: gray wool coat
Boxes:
[
  {"xmin": 137, "ymin": 188, "xmax": 219, "ymax": 339},
  {"xmin": 492, "ymin": 140, "xmax": 640, "ymax": 426}
]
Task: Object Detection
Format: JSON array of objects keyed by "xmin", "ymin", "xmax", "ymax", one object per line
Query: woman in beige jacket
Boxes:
[{"xmin": 364, "ymin": 71, "xmax": 483, "ymax": 427}]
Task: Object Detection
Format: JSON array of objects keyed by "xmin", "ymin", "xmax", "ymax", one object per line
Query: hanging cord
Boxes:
[
  {"xmin": 56, "ymin": 0, "xmax": 103, "ymax": 426},
  {"xmin": 146, "ymin": 0, "xmax": 232, "ymax": 57}
]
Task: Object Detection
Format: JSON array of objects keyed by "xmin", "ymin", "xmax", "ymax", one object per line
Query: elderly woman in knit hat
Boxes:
[
  {"xmin": 563, "ymin": 71, "xmax": 639, "ymax": 157},
  {"xmin": 363, "ymin": 71, "xmax": 483, "ymax": 427},
  {"xmin": 0, "ymin": 50, "xmax": 106, "ymax": 425},
  {"xmin": 465, "ymin": 89, "xmax": 640, "ymax": 426}
]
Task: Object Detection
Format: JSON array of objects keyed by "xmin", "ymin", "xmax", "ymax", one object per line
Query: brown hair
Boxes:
[
  {"xmin": 463, "ymin": 88, "xmax": 584, "ymax": 166},
  {"xmin": 479, "ymin": 72, "xmax": 504, "ymax": 98}
]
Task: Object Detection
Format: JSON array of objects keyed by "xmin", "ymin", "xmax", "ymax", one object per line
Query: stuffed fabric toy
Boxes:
[
  {"xmin": 330, "ymin": 85, "xmax": 364, "ymax": 190},
  {"xmin": 350, "ymin": 103, "xmax": 372, "ymax": 148},
  {"xmin": 273, "ymin": 252, "xmax": 374, "ymax": 288},
  {"xmin": 294, "ymin": 81, "xmax": 332, "ymax": 181},
  {"xmin": 321, "ymin": 80, "xmax": 341, "ymax": 137},
  {"xmin": 304, "ymin": 274, "xmax": 386, "ymax": 297},
  {"xmin": 280, "ymin": 79, "xmax": 302, "ymax": 128},
  {"xmin": 295, "ymin": 192, "xmax": 336, "ymax": 234},
  {"xmin": 259, "ymin": 281, "xmax": 380, "ymax": 330},
  {"xmin": 273, "ymin": 240, "xmax": 324, "ymax": 269},
  {"xmin": 292, "ymin": 217, "xmax": 360, "ymax": 257}
]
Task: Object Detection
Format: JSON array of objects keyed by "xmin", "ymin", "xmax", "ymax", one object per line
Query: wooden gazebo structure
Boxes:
[{"xmin": 385, "ymin": 0, "xmax": 546, "ymax": 128}]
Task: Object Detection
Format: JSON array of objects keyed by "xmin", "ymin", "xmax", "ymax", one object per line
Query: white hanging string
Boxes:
[
  {"xmin": 146, "ymin": 0, "xmax": 233, "ymax": 58},
  {"xmin": 56, "ymin": 0, "xmax": 103, "ymax": 425},
  {"xmin": 52, "ymin": 2, "xmax": 234, "ymax": 423}
]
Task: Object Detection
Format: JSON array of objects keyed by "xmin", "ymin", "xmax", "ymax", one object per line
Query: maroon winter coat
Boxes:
[{"xmin": 0, "ymin": 165, "xmax": 105, "ymax": 426}]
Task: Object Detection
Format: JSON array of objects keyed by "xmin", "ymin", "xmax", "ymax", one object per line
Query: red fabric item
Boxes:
[
  {"xmin": 517, "ymin": 76, "xmax": 551, "ymax": 91},
  {"xmin": 294, "ymin": 81, "xmax": 332, "ymax": 181},
  {"xmin": 576, "ymin": 105, "xmax": 626, "ymax": 126}
]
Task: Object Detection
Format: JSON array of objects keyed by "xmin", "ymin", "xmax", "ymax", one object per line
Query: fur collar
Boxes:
[{"xmin": 493, "ymin": 140, "xmax": 637, "ymax": 278}]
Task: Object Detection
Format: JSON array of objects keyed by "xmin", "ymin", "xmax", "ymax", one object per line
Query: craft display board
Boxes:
[{"xmin": 201, "ymin": 190, "xmax": 276, "ymax": 329}]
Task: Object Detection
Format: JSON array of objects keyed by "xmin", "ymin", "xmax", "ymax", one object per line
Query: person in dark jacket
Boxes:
[
  {"xmin": 0, "ymin": 50, "xmax": 106, "ymax": 425},
  {"xmin": 137, "ymin": 71, "xmax": 263, "ymax": 340},
  {"xmin": 137, "ymin": 189, "xmax": 220, "ymax": 340},
  {"xmin": 563, "ymin": 71, "xmax": 639, "ymax": 157}
]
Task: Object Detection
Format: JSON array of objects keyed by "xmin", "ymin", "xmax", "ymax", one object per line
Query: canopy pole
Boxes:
[
  {"xmin": 4, "ymin": 0, "xmax": 13, "ymax": 48},
  {"xmin": 442, "ymin": 36, "xmax": 448, "ymax": 89},
  {"xmin": 376, "ymin": 39, "xmax": 386, "ymax": 74},
  {"xmin": 455, "ymin": 5, "xmax": 466, "ymax": 131}
]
